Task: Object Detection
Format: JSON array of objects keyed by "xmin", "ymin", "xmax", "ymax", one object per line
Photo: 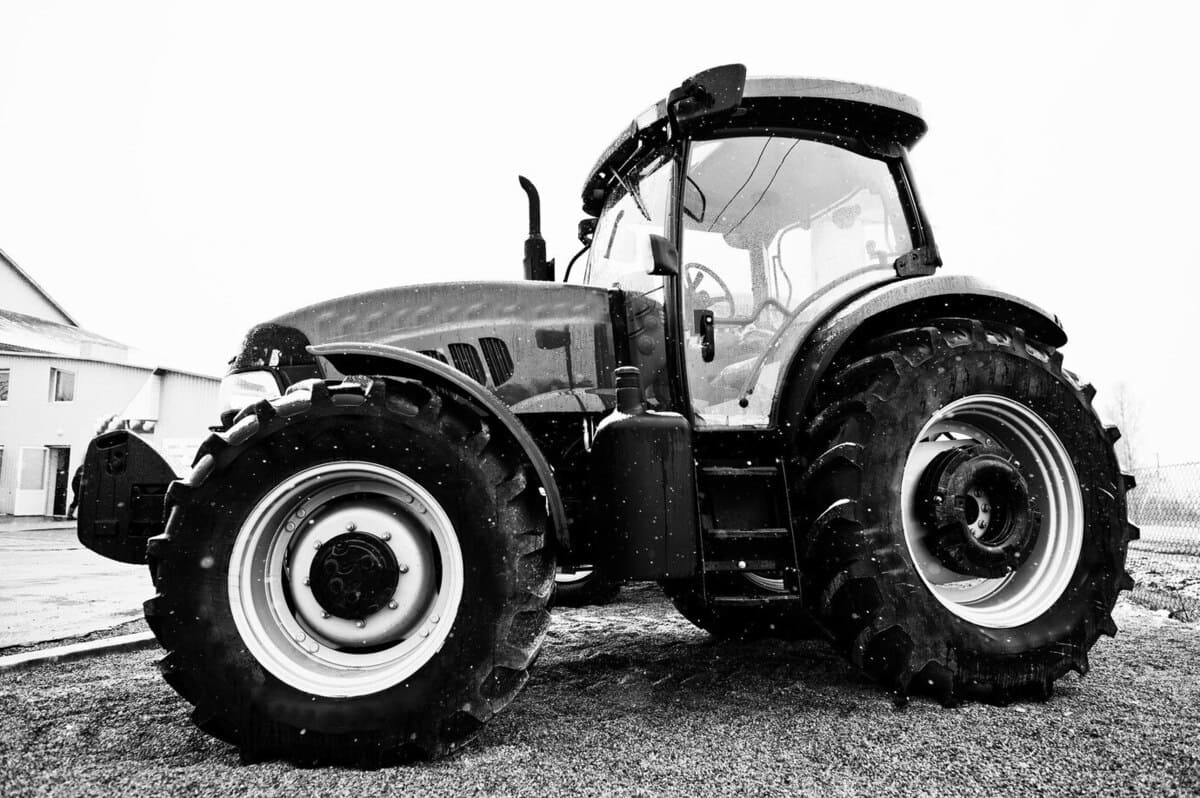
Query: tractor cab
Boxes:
[{"xmin": 574, "ymin": 66, "xmax": 939, "ymax": 427}]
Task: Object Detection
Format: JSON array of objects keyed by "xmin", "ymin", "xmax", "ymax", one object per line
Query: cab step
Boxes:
[
  {"xmin": 699, "ymin": 465, "xmax": 778, "ymax": 478},
  {"xmin": 705, "ymin": 527, "xmax": 789, "ymax": 541},
  {"xmin": 708, "ymin": 594, "xmax": 802, "ymax": 608},
  {"xmin": 703, "ymin": 558, "xmax": 783, "ymax": 573}
]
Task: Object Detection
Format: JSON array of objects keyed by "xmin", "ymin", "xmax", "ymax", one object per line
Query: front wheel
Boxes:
[
  {"xmin": 551, "ymin": 565, "xmax": 622, "ymax": 607},
  {"xmin": 144, "ymin": 377, "xmax": 555, "ymax": 762},
  {"xmin": 794, "ymin": 319, "xmax": 1137, "ymax": 704}
]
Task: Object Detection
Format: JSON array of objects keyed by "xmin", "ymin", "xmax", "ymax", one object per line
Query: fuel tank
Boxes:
[
  {"xmin": 261, "ymin": 281, "xmax": 620, "ymax": 412},
  {"xmin": 588, "ymin": 367, "xmax": 698, "ymax": 580}
]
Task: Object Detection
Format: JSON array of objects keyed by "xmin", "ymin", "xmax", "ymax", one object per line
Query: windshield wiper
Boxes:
[{"xmin": 614, "ymin": 173, "xmax": 652, "ymax": 222}]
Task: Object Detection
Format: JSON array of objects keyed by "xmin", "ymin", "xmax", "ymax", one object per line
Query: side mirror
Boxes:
[
  {"xmin": 667, "ymin": 63, "xmax": 747, "ymax": 135},
  {"xmin": 577, "ymin": 217, "xmax": 597, "ymax": 246},
  {"xmin": 648, "ymin": 234, "xmax": 680, "ymax": 277}
]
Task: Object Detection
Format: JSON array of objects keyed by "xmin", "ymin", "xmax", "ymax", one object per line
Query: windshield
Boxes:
[
  {"xmin": 583, "ymin": 152, "xmax": 673, "ymax": 297},
  {"xmin": 681, "ymin": 135, "xmax": 911, "ymax": 426}
]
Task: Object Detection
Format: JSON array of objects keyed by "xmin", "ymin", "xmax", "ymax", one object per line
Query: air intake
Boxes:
[
  {"xmin": 447, "ymin": 343, "xmax": 487, "ymax": 385},
  {"xmin": 479, "ymin": 337, "xmax": 514, "ymax": 385}
]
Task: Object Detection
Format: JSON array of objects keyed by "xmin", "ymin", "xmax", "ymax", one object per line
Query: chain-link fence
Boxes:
[{"xmin": 1127, "ymin": 462, "xmax": 1200, "ymax": 621}]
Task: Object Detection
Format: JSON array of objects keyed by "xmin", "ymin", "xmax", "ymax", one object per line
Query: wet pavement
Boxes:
[{"xmin": 0, "ymin": 521, "xmax": 147, "ymax": 649}]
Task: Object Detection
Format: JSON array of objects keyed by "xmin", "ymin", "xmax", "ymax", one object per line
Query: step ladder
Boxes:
[{"xmin": 694, "ymin": 455, "xmax": 804, "ymax": 606}]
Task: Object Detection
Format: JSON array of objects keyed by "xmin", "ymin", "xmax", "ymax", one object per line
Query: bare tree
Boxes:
[{"xmin": 1103, "ymin": 382, "xmax": 1143, "ymax": 470}]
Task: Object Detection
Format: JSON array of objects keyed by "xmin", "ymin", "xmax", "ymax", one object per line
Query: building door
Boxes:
[
  {"xmin": 46, "ymin": 446, "xmax": 71, "ymax": 516},
  {"xmin": 13, "ymin": 447, "xmax": 47, "ymax": 516}
]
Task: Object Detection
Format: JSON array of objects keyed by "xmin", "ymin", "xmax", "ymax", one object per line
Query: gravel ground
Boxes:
[{"xmin": 1, "ymin": 585, "xmax": 1197, "ymax": 797}]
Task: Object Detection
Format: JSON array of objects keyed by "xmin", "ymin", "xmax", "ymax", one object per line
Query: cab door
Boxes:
[{"xmin": 676, "ymin": 135, "xmax": 915, "ymax": 428}]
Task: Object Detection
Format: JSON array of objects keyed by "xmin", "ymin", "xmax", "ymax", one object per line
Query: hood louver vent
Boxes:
[
  {"xmin": 448, "ymin": 343, "xmax": 487, "ymax": 385},
  {"xmin": 479, "ymin": 337, "xmax": 514, "ymax": 385}
]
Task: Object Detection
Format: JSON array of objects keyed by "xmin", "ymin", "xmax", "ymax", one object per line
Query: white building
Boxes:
[{"xmin": 0, "ymin": 247, "xmax": 220, "ymax": 516}]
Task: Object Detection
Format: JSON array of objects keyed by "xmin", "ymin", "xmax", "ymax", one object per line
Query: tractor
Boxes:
[{"xmin": 77, "ymin": 64, "xmax": 1136, "ymax": 763}]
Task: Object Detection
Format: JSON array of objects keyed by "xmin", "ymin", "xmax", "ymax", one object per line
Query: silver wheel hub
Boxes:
[
  {"xmin": 901, "ymin": 395, "xmax": 1084, "ymax": 629},
  {"xmin": 229, "ymin": 461, "xmax": 464, "ymax": 697},
  {"xmin": 287, "ymin": 498, "xmax": 435, "ymax": 647}
]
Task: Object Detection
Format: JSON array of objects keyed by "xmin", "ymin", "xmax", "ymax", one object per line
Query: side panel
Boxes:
[{"xmin": 773, "ymin": 274, "xmax": 1068, "ymax": 424}]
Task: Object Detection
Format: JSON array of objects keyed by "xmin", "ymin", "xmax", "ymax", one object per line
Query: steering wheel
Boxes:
[{"xmin": 684, "ymin": 262, "xmax": 735, "ymax": 318}]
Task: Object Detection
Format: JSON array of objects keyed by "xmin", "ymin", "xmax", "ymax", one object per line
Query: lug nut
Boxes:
[
  {"xmin": 303, "ymin": 578, "xmax": 310, "ymax": 586},
  {"xmin": 313, "ymin": 540, "xmax": 323, "ymax": 550},
  {"xmin": 321, "ymin": 612, "xmax": 330, "ymax": 619},
  {"xmin": 297, "ymin": 508, "xmax": 307, "ymax": 518},
  {"xmin": 381, "ymin": 531, "xmax": 392, "ymax": 541},
  {"xmin": 388, "ymin": 600, "xmax": 398, "ymax": 610},
  {"xmin": 355, "ymin": 620, "xmax": 365, "ymax": 629},
  {"xmin": 346, "ymin": 522, "xmax": 357, "ymax": 532},
  {"xmin": 293, "ymin": 631, "xmax": 306, "ymax": 643},
  {"xmin": 431, "ymin": 614, "xmax": 440, "ymax": 624},
  {"xmin": 399, "ymin": 563, "xmax": 410, "ymax": 574},
  {"xmin": 737, "ymin": 560, "xmax": 747, "ymax": 569},
  {"xmin": 285, "ymin": 522, "xmax": 296, "ymax": 532}
]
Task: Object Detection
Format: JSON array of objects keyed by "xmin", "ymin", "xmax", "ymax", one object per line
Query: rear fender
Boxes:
[
  {"xmin": 309, "ymin": 342, "xmax": 570, "ymax": 552},
  {"xmin": 774, "ymin": 274, "xmax": 1068, "ymax": 425},
  {"xmin": 77, "ymin": 431, "xmax": 178, "ymax": 564}
]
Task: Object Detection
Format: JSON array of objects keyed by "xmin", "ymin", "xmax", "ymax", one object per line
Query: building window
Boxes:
[
  {"xmin": 50, "ymin": 368, "xmax": 76, "ymax": 402},
  {"xmin": 0, "ymin": 368, "xmax": 9, "ymax": 402}
]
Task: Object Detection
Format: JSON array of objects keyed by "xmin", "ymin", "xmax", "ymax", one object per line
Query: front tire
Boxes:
[
  {"xmin": 794, "ymin": 319, "xmax": 1136, "ymax": 704},
  {"xmin": 144, "ymin": 377, "xmax": 554, "ymax": 762}
]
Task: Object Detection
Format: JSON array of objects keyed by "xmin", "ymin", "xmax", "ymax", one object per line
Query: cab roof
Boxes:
[{"xmin": 582, "ymin": 74, "xmax": 927, "ymax": 217}]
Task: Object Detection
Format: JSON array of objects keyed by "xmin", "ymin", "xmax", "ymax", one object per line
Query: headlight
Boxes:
[{"xmin": 218, "ymin": 370, "xmax": 281, "ymax": 416}]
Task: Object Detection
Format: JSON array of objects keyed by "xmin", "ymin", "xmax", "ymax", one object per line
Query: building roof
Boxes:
[
  {"xmin": 0, "ymin": 246, "xmax": 78, "ymax": 326},
  {"xmin": 0, "ymin": 307, "xmax": 220, "ymax": 381},
  {"xmin": 0, "ymin": 307, "xmax": 132, "ymax": 364}
]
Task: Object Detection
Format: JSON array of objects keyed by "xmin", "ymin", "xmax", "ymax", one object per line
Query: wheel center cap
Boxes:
[
  {"xmin": 919, "ymin": 444, "xmax": 1042, "ymax": 578},
  {"xmin": 309, "ymin": 532, "xmax": 400, "ymax": 619}
]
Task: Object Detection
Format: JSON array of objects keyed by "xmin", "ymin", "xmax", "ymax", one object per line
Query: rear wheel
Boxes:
[
  {"xmin": 793, "ymin": 319, "xmax": 1136, "ymax": 703},
  {"xmin": 144, "ymin": 377, "xmax": 554, "ymax": 762}
]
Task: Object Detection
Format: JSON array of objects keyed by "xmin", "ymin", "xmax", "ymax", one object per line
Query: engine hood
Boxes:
[{"xmin": 245, "ymin": 281, "xmax": 618, "ymax": 411}]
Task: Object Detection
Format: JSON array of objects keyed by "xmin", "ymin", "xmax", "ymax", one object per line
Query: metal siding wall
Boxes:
[{"xmin": 150, "ymin": 372, "xmax": 221, "ymax": 474}]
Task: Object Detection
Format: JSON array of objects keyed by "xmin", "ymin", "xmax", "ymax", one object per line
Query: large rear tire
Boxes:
[
  {"xmin": 793, "ymin": 319, "xmax": 1136, "ymax": 704},
  {"xmin": 144, "ymin": 377, "xmax": 554, "ymax": 763}
]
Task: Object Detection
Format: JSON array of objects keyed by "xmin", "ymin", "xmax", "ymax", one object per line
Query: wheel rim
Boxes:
[
  {"xmin": 900, "ymin": 394, "xmax": 1083, "ymax": 628},
  {"xmin": 555, "ymin": 568, "xmax": 594, "ymax": 585},
  {"xmin": 228, "ymin": 461, "xmax": 464, "ymax": 697}
]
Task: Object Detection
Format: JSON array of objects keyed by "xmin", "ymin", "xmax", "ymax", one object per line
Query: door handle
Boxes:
[{"xmin": 693, "ymin": 309, "xmax": 715, "ymax": 363}]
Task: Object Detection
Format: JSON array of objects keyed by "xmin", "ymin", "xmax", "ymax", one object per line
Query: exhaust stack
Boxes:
[{"xmin": 519, "ymin": 176, "xmax": 555, "ymax": 281}]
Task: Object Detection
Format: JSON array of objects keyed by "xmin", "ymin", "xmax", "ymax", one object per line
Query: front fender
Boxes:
[
  {"xmin": 308, "ymin": 342, "xmax": 570, "ymax": 552},
  {"xmin": 773, "ymin": 274, "xmax": 1067, "ymax": 424}
]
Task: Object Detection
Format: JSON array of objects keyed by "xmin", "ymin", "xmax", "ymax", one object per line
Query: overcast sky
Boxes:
[{"xmin": 0, "ymin": 1, "xmax": 1196, "ymax": 465}]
